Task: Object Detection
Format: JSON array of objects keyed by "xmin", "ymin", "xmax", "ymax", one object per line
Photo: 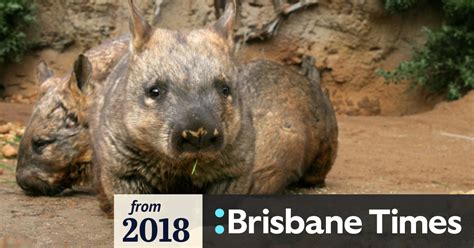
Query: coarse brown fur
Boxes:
[
  {"xmin": 240, "ymin": 60, "xmax": 338, "ymax": 193},
  {"xmin": 16, "ymin": 37, "xmax": 129, "ymax": 195}
]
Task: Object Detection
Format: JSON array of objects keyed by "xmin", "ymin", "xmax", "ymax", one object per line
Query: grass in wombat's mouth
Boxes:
[{"xmin": 191, "ymin": 159, "xmax": 198, "ymax": 176}]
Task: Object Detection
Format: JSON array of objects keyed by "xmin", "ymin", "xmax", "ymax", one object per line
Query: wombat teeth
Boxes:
[{"xmin": 188, "ymin": 128, "xmax": 207, "ymax": 138}]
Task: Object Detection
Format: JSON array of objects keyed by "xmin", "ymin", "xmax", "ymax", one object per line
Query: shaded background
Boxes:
[{"xmin": 1, "ymin": 0, "xmax": 446, "ymax": 115}]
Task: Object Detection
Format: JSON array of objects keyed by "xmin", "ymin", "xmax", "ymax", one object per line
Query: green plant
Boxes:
[
  {"xmin": 444, "ymin": 0, "xmax": 474, "ymax": 28},
  {"xmin": 383, "ymin": 0, "xmax": 418, "ymax": 12},
  {"xmin": 379, "ymin": 0, "xmax": 474, "ymax": 100},
  {"xmin": 0, "ymin": 0, "xmax": 35, "ymax": 63}
]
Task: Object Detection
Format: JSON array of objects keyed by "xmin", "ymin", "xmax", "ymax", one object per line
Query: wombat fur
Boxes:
[
  {"xmin": 16, "ymin": 37, "xmax": 128, "ymax": 196},
  {"xmin": 240, "ymin": 60, "xmax": 338, "ymax": 193}
]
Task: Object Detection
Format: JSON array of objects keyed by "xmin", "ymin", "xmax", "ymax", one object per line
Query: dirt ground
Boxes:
[{"xmin": 0, "ymin": 91, "xmax": 472, "ymax": 246}]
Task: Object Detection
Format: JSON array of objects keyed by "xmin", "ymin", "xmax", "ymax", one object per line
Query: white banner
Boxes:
[{"xmin": 114, "ymin": 194, "xmax": 203, "ymax": 247}]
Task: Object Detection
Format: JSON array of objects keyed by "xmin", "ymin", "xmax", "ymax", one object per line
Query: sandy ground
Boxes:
[{"xmin": 0, "ymin": 93, "xmax": 472, "ymax": 246}]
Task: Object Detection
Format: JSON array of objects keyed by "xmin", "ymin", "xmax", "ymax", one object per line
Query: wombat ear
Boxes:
[
  {"xmin": 213, "ymin": 0, "xmax": 236, "ymax": 44},
  {"xmin": 36, "ymin": 60, "xmax": 54, "ymax": 85},
  {"xmin": 128, "ymin": 0, "xmax": 151, "ymax": 52},
  {"xmin": 72, "ymin": 54, "xmax": 93, "ymax": 93}
]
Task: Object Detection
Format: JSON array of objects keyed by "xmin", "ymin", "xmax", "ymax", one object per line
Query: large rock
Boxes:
[{"xmin": 1, "ymin": 144, "xmax": 18, "ymax": 159}]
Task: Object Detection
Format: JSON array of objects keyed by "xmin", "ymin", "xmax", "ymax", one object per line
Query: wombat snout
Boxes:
[
  {"xmin": 16, "ymin": 169, "xmax": 65, "ymax": 196},
  {"xmin": 172, "ymin": 107, "xmax": 224, "ymax": 154}
]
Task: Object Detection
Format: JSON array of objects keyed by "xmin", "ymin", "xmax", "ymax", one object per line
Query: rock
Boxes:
[
  {"xmin": 0, "ymin": 123, "xmax": 11, "ymax": 134},
  {"xmin": 4, "ymin": 122, "xmax": 25, "ymax": 137},
  {"xmin": 15, "ymin": 127, "xmax": 25, "ymax": 136},
  {"xmin": 3, "ymin": 133, "xmax": 17, "ymax": 143},
  {"xmin": 1, "ymin": 144, "xmax": 18, "ymax": 159},
  {"xmin": 358, "ymin": 0, "xmax": 387, "ymax": 18},
  {"xmin": 325, "ymin": 54, "xmax": 351, "ymax": 84},
  {"xmin": 7, "ymin": 94, "xmax": 31, "ymax": 104}
]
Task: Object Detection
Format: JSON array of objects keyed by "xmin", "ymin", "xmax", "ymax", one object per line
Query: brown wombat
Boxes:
[
  {"xmin": 16, "ymin": 37, "xmax": 128, "ymax": 195},
  {"xmin": 93, "ymin": 0, "xmax": 338, "ymax": 215},
  {"xmin": 92, "ymin": 0, "xmax": 256, "ymax": 214}
]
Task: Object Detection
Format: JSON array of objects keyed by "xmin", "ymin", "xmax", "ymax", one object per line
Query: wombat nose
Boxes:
[
  {"xmin": 174, "ymin": 126, "xmax": 224, "ymax": 153},
  {"xmin": 16, "ymin": 169, "xmax": 64, "ymax": 196},
  {"xmin": 172, "ymin": 107, "xmax": 224, "ymax": 154}
]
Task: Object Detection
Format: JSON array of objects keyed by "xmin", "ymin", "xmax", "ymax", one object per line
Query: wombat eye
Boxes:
[
  {"xmin": 221, "ymin": 85, "xmax": 231, "ymax": 97},
  {"xmin": 146, "ymin": 86, "xmax": 162, "ymax": 99},
  {"xmin": 214, "ymin": 79, "xmax": 231, "ymax": 98},
  {"xmin": 65, "ymin": 114, "xmax": 78, "ymax": 129},
  {"xmin": 32, "ymin": 138, "xmax": 56, "ymax": 154}
]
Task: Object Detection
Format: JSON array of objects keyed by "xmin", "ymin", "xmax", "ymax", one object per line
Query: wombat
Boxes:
[
  {"xmin": 93, "ymin": 0, "xmax": 256, "ymax": 214},
  {"xmin": 93, "ymin": 0, "xmax": 338, "ymax": 215},
  {"xmin": 16, "ymin": 37, "xmax": 128, "ymax": 195}
]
